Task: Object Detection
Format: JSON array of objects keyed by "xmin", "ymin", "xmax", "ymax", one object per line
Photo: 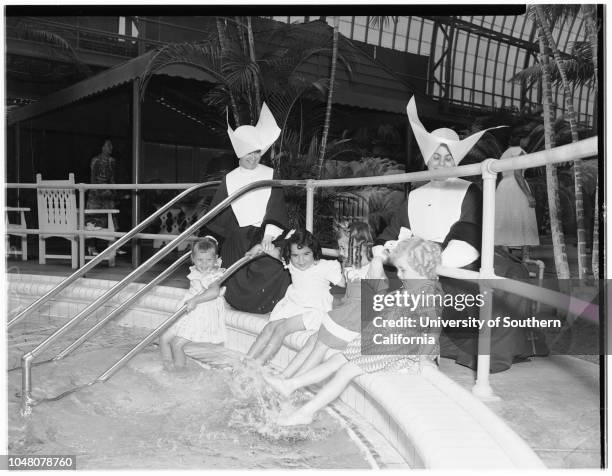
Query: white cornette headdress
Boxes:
[
  {"xmin": 407, "ymin": 96, "xmax": 506, "ymax": 165},
  {"xmin": 227, "ymin": 102, "xmax": 281, "ymax": 158}
]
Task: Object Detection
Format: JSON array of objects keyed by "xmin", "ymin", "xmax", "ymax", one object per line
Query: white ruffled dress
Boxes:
[{"xmin": 170, "ymin": 266, "xmax": 226, "ymax": 343}]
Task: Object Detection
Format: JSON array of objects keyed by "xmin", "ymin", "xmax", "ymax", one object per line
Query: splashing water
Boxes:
[{"xmin": 226, "ymin": 360, "xmax": 332, "ymax": 442}]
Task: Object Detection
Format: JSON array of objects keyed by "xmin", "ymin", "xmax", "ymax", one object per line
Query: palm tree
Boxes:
[
  {"xmin": 214, "ymin": 17, "xmax": 241, "ymax": 125},
  {"xmin": 314, "ymin": 16, "xmax": 340, "ymax": 179},
  {"xmin": 8, "ymin": 18, "xmax": 92, "ymax": 79},
  {"xmin": 581, "ymin": 4, "xmax": 600, "ymax": 278},
  {"xmin": 534, "ymin": 5, "xmax": 588, "ymax": 279},
  {"xmin": 535, "ymin": 22, "xmax": 571, "ymax": 279},
  {"xmin": 245, "ymin": 16, "xmax": 261, "ymax": 117}
]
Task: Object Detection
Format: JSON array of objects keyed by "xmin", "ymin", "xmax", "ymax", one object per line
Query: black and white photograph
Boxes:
[{"xmin": 3, "ymin": 3, "xmax": 605, "ymax": 471}]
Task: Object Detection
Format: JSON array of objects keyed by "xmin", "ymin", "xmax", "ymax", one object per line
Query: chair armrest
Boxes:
[
  {"xmin": 84, "ymin": 209, "xmax": 120, "ymax": 214},
  {"xmin": 5, "ymin": 207, "xmax": 31, "ymax": 212}
]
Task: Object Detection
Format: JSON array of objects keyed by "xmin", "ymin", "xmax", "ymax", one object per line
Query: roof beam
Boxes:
[{"xmin": 420, "ymin": 15, "xmax": 572, "ymax": 57}]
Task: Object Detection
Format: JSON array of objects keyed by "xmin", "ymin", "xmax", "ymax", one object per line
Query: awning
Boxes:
[{"xmin": 7, "ymin": 50, "xmax": 217, "ymax": 125}]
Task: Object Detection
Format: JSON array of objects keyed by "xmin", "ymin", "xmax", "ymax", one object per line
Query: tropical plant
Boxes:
[
  {"xmin": 140, "ymin": 17, "xmax": 355, "ymax": 173},
  {"xmin": 516, "ymin": 5, "xmax": 600, "ymax": 279},
  {"xmin": 314, "ymin": 16, "xmax": 340, "ymax": 179},
  {"xmin": 7, "ymin": 17, "xmax": 92, "ymax": 79},
  {"xmin": 533, "ymin": 5, "xmax": 588, "ymax": 280},
  {"xmin": 533, "ymin": 11, "xmax": 571, "ymax": 280},
  {"xmin": 322, "ymin": 156, "xmax": 406, "ymax": 236}
]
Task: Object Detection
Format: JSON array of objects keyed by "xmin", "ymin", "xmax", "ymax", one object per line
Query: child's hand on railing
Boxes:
[
  {"xmin": 185, "ymin": 297, "xmax": 198, "ymax": 312},
  {"xmin": 245, "ymin": 244, "xmax": 264, "ymax": 257}
]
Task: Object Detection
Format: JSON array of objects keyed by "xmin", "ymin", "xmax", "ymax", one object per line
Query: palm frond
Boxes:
[{"xmin": 14, "ymin": 21, "xmax": 91, "ymax": 77}]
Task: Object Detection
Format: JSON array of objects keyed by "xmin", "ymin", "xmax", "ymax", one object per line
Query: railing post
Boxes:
[
  {"xmin": 78, "ymin": 186, "xmax": 86, "ymax": 267},
  {"xmin": 131, "ymin": 80, "xmax": 142, "ymax": 267},
  {"xmin": 305, "ymin": 180, "xmax": 315, "ymax": 232},
  {"xmin": 21, "ymin": 353, "xmax": 34, "ymax": 416},
  {"xmin": 473, "ymin": 158, "xmax": 500, "ymax": 401}
]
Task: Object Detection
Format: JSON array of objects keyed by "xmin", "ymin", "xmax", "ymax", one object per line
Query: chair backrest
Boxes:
[{"xmin": 36, "ymin": 173, "xmax": 78, "ymax": 233}]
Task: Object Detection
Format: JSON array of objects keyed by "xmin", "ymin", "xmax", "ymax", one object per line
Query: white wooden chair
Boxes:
[
  {"xmin": 5, "ymin": 206, "xmax": 30, "ymax": 260},
  {"xmin": 36, "ymin": 174, "xmax": 119, "ymax": 268},
  {"xmin": 36, "ymin": 173, "xmax": 79, "ymax": 268}
]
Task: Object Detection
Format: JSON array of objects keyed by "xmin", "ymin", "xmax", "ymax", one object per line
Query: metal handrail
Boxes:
[
  {"xmin": 29, "ymin": 255, "xmax": 255, "ymax": 409},
  {"xmin": 19, "ymin": 177, "xmax": 306, "ymax": 414},
  {"xmin": 7, "ymin": 180, "xmax": 219, "ymax": 329},
  {"xmin": 7, "ymin": 251, "xmax": 191, "ymax": 373},
  {"xmin": 55, "ymin": 252, "xmax": 191, "ymax": 360}
]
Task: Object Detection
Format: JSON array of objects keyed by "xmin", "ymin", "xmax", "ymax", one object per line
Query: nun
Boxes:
[
  {"xmin": 377, "ymin": 96, "xmax": 537, "ymax": 373},
  {"xmin": 376, "ymin": 96, "xmax": 502, "ymax": 269},
  {"xmin": 206, "ymin": 103, "xmax": 291, "ymax": 314}
]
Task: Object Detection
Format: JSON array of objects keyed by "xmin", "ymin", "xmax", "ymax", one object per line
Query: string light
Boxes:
[{"xmin": 156, "ymin": 96, "xmax": 216, "ymax": 130}]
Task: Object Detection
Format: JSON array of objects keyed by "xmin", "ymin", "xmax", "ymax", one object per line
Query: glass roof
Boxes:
[{"xmin": 268, "ymin": 13, "xmax": 594, "ymax": 126}]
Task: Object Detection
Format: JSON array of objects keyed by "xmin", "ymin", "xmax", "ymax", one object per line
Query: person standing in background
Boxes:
[
  {"xmin": 86, "ymin": 138, "xmax": 117, "ymax": 255},
  {"xmin": 494, "ymin": 142, "xmax": 539, "ymax": 261}
]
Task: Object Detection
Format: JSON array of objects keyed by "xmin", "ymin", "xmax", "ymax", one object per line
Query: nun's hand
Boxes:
[{"xmin": 261, "ymin": 235, "xmax": 274, "ymax": 253}]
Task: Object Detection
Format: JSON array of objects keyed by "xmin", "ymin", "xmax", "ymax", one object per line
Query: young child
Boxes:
[
  {"xmin": 277, "ymin": 221, "xmax": 377, "ymax": 378},
  {"xmin": 246, "ymin": 229, "xmax": 344, "ymax": 365},
  {"xmin": 273, "ymin": 237, "xmax": 444, "ymax": 426},
  {"xmin": 160, "ymin": 236, "xmax": 226, "ymax": 370}
]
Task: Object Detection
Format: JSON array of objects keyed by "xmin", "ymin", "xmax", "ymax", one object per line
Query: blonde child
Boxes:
[
  {"xmin": 277, "ymin": 221, "xmax": 377, "ymax": 379},
  {"xmin": 246, "ymin": 229, "xmax": 344, "ymax": 365},
  {"xmin": 160, "ymin": 236, "xmax": 226, "ymax": 370},
  {"xmin": 273, "ymin": 237, "xmax": 444, "ymax": 426}
]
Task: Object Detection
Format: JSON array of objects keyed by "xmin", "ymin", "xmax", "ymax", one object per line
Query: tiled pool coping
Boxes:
[{"xmin": 7, "ymin": 273, "xmax": 545, "ymax": 469}]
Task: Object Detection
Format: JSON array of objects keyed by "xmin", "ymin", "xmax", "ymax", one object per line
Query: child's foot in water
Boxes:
[
  {"xmin": 263, "ymin": 374, "xmax": 293, "ymax": 398},
  {"xmin": 162, "ymin": 360, "xmax": 174, "ymax": 372},
  {"xmin": 277, "ymin": 410, "xmax": 313, "ymax": 427},
  {"xmin": 240, "ymin": 356, "xmax": 262, "ymax": 370}
]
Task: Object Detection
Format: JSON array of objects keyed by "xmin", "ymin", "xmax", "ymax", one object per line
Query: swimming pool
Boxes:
[
  {"xmin": 7, "ymin": 271, "xmax": 548, "ymax": 469},
  {"xmin": 7, "ymin": 318, "xmax": 374, "ymax": 469}
]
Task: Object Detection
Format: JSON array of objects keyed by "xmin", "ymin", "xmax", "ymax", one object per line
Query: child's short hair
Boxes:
[
  {"xmin": 390, "ymin": 237, "xmax": 441, "ymax": 279},
  {"xmin": 346, "ymin": 221, "xmax": 373, "ymax": 268},
  {"xmin": 191, "ymin": 236, "xmax": 219, "ymax": 260},
  {"xmin": 282, "ymin": 229, "xmax": 322, "ymax": 263}
]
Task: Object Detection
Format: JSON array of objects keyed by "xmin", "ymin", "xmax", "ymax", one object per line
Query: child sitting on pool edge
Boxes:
[
  {"xmin": 277, "ymin": 220, "xmax": 378, "ymax": 379},
  {"xmin": 246, "ymin": 229, "xmax": 344, "ymax": 365},
  {"xmin": 160, "ymin": 236, "xmax": 226, "ymax": 370},
  {"xmin": 270, "ymin": 236, "xmax": 444, "ymax": 426}
]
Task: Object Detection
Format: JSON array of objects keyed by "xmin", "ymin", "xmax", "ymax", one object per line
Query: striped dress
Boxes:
[{"xmin": 343, "ymin": 280, "xmax": 443, "ymax": 373}]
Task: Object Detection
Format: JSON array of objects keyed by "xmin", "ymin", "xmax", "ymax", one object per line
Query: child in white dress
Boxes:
[
  {"xmin": 277, "ymin": 221, "xmax": 376, "ymax": 378},
  {"xmin": 160, "ymin": 236, "xmax": 226, "ymax": 370},
  {"xmin": 246, "ymin": 229, "xmax": 344, "ymax": 365},
  {"xmin": 273, "ymin": 237, "xmax": 443, "ymax": 426}
]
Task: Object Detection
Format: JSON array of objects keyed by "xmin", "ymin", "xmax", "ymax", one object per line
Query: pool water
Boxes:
[{"xmin": 7, "ymin": 321, "xmax": 372, "ymax": 469}]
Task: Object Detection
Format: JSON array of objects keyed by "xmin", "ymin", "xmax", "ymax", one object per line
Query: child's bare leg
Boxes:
[
  {"xmin": 247, "ymin": 320, "xmax": 281, "ymax": 360},
  {"xmin": 282, "ymin": 333, "xmax": 318, "ymax": 378},
  {"xmin": 159, "ymin": 330, "xmax": 175, "ymax": 367},
  {"xmin": 256, "ymin": 315, "xmax": 304, "ymax": 365},
  {"xmin": 266, "ymin": 352, "xmax": 347, "ymax": 397},
  {"xmin": 171, "ymin": 336, "xmax": 190, "ymax": 368},
  {"xmin": 278, "ymin": 361, "xmax": 363, "ymax": 426},
  {"xmin": 292, "ymin": 339, "xmax": 331, "ymax": 378}
]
